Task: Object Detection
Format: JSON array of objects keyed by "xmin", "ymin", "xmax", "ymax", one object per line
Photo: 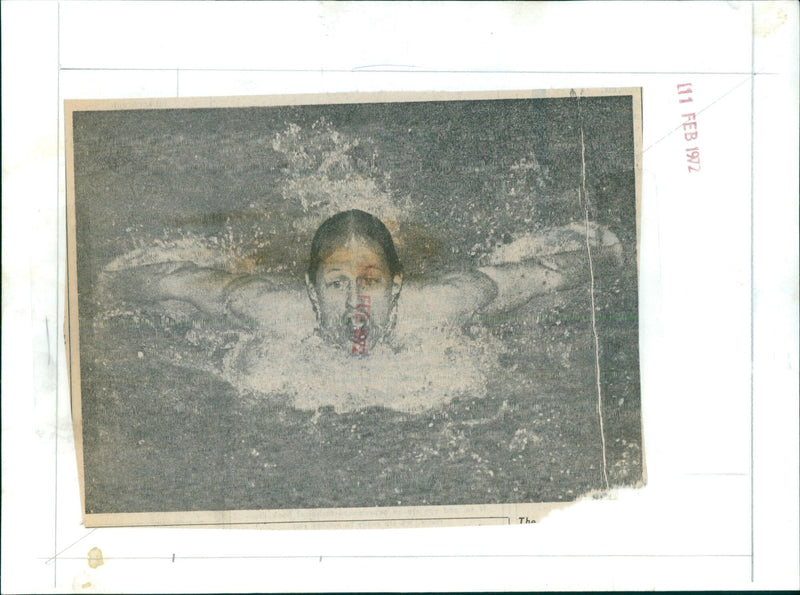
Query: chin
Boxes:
[{"xmin": 320, "ymin": 324, "xmax": 393, "ymax": 356}]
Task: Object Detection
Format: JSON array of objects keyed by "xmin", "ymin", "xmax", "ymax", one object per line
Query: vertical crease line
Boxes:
[
  {"xmin": 580, "ymin": 124, "xmax": 610, "ymax": 491},
  {"xmin": 749, "ymin": 0, "xmax": 756, "ymax": 583}
]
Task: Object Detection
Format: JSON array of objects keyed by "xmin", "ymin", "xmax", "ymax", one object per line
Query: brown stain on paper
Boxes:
[
  {"xmin": 755, "ymin": 2, "xmax": 788, "ymax": 38},
  {"xmin": 87, "ymin": 546, "xmax": 104, "ymax": 569}
]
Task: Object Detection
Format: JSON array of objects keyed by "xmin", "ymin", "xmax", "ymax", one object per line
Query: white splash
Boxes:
[
  {"xmin": 271, "ymin": 118, "xmax": 410, "ymax": 233},
  {"xmin": 222, "ymin": 325, "xmax": 500, "ymax": 414}
]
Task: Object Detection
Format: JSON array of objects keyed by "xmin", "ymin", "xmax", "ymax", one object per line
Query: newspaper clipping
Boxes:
[{"xmin": 66, "ymin": 89, "xmax": 644, "ymax": 528}]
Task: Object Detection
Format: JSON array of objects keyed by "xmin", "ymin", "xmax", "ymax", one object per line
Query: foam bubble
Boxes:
[{"xmin": 222, "ymin": 326, "xmax": 501, "ymax": 414}]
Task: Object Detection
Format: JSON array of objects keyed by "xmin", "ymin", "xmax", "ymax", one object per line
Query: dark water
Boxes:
[
  {"xmin": 81, "ymin": 275, "xmax": 642, "ymax": 514},
  {"xmin": 72, "ymin": 95, "xmax": 643, "ymax": 514}
]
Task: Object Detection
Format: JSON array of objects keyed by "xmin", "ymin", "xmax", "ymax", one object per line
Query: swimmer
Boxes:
[{"xmin": 107, "ymin": 209, "xmax": 622, "ymax": 356}]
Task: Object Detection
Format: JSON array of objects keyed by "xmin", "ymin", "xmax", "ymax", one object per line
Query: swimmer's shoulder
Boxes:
[
  {"xmin": 400, "ymin": 271, "xmax": 496, "ymax": 325},
  {"xmin": 225, "ymin": 276, "xmax": 313, "ymax": 329}
]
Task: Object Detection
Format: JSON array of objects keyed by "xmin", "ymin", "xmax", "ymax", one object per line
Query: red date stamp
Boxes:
[
  {"xmin": 677, "ymin": 83, "xmax": 701, "ymax": 173},
  {"xmin": 350, "ymin": 295, "xmax": 371, "ymax": 355}
]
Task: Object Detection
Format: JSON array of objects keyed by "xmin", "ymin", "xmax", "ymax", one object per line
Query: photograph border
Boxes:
[{"xmin": 65, "ymin": 87, "xmax": 643, "ymax": 529}]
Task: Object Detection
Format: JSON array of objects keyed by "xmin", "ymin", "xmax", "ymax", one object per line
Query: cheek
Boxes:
[
  {"xmin": 316, "ymin": 289, "xmax": 346, "ymax": 319},
  {"xmin": 361, "ymin": 286, "xmax": 394, "ymax": 322}
]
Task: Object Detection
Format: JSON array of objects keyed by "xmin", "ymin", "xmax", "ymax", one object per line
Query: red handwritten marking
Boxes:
[
  {"xmin": 351, "ymin": 295, "xmax": 371, "ymax": 355},
  {"xmin": 677, "ymin": 83, "xmax": 701, "ymax": 173}
]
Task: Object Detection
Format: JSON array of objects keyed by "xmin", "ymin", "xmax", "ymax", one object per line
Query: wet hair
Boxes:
[{"xmin": 307, "ymin": 210, "xmax": 403, "ymax": 283}]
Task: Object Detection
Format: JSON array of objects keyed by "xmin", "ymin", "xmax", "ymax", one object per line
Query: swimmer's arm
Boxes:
[
  {"xmin": 159, "ymin": 265, "xmax": 305, "ymax": 326},
  {"xmin": 477, "ymin": 261, "xmax": 567, "ymax": 316},
  {"xmin": 156, "ymin": 264, "xmax": 239, "ymax": 317},
  {"xmin": 477, "ymin": 227, "xmax": 624, "ymax": 315},
  {"xmin": 403, "ymin": 256, "xmax": 589, "ymax": 323},
  {"xmin": 223, "ymin": 277, "xmax": 310, "ymax": 327},
  {"xmin": 100, "ymin": 262, "xmax": 232, "ymax": 316},
  {"xmin": 106, "ymin": 262, "xmax": 288, "ymax": 320},
  {"xmin": 402, "ymin": 271, "xmax": 497, "ymax": 324},
  {"xmin": 105, "ymin": 261, "xmax": 310, "ymax": 329}
]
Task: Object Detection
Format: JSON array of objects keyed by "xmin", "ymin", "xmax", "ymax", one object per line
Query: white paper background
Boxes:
[{"xmin": 2, "ymin": 1, "xmax": 798, "ymax": 592}]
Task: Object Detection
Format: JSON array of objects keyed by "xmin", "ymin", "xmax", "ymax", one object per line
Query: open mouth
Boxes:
[{"xmin": 344, "ymin": 312, "xmax": 371, "ymax": 355}]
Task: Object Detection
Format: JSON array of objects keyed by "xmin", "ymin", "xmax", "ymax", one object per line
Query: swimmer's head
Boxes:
[{"xmin": 306, "ymin": 210, "xmax": 403, "ymax": 355}]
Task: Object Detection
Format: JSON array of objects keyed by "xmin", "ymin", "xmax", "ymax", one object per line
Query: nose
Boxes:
[{"xmin": 345, "ymin": 281, "xmax": 357, "ymax": 310}]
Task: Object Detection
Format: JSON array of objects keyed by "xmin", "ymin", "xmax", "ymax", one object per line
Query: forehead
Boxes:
[{"xmin": 319, "ymin": 236, "xmax": 389, "ymax": 274}]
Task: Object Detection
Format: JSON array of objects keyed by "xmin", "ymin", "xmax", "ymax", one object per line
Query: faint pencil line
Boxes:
[
  {"xmin": 353, "ymin": 63, "xmax": 422, "ymax": 71},
  {"xmin": 643, "ymin": 75, "xmax": 752, "ymax": 153},
  {"xmin": 56, "ymin": 66, "xmax": 774, "ymax": 75},
  {"xmin": 682, "ymin": 472, "xmax": 749, "ymax": 476},
  {"xmin": 39, "ymin": 553, "xmax": 752, "ymax": 561},
  {"xmin": 54, "ymin": 2, "xmax": 62, "ymax": 588},
  {"xmin": 749, "ymin": 0, "xmax": 756, "ymax": 584},
  {"xmin": 81, "ymin": 515, "xmax": 511, "ymax": 529},
  {"xmin": 578, "ymin": 117, "xmax": 609, "ymax": 491},
  {"xmin": 45, "ymin": 529, "xmax": 98, "ymax": 565},
  {"xmin": 46, "ymin": 317, "xmax": 52, "ymax": 364}
]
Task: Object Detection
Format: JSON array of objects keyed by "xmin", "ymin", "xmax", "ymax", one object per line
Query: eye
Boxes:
[
  {"xmin": 327, "ymin": 280, "xmax": 345, "ymax": 289},
  {"xmin": 359, "ymin": 277, "xmax": 379, "ymax": 288}
]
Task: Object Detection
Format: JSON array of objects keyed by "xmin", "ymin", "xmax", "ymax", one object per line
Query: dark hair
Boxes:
[{"xmin": 307, "ymin": 210, "xmax": 403, "ymax": 283}]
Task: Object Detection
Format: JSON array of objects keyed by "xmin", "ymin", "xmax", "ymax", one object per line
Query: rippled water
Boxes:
[{"xmin": 74, "ymin": 100, "xmax": 643, "ymax": 516}]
